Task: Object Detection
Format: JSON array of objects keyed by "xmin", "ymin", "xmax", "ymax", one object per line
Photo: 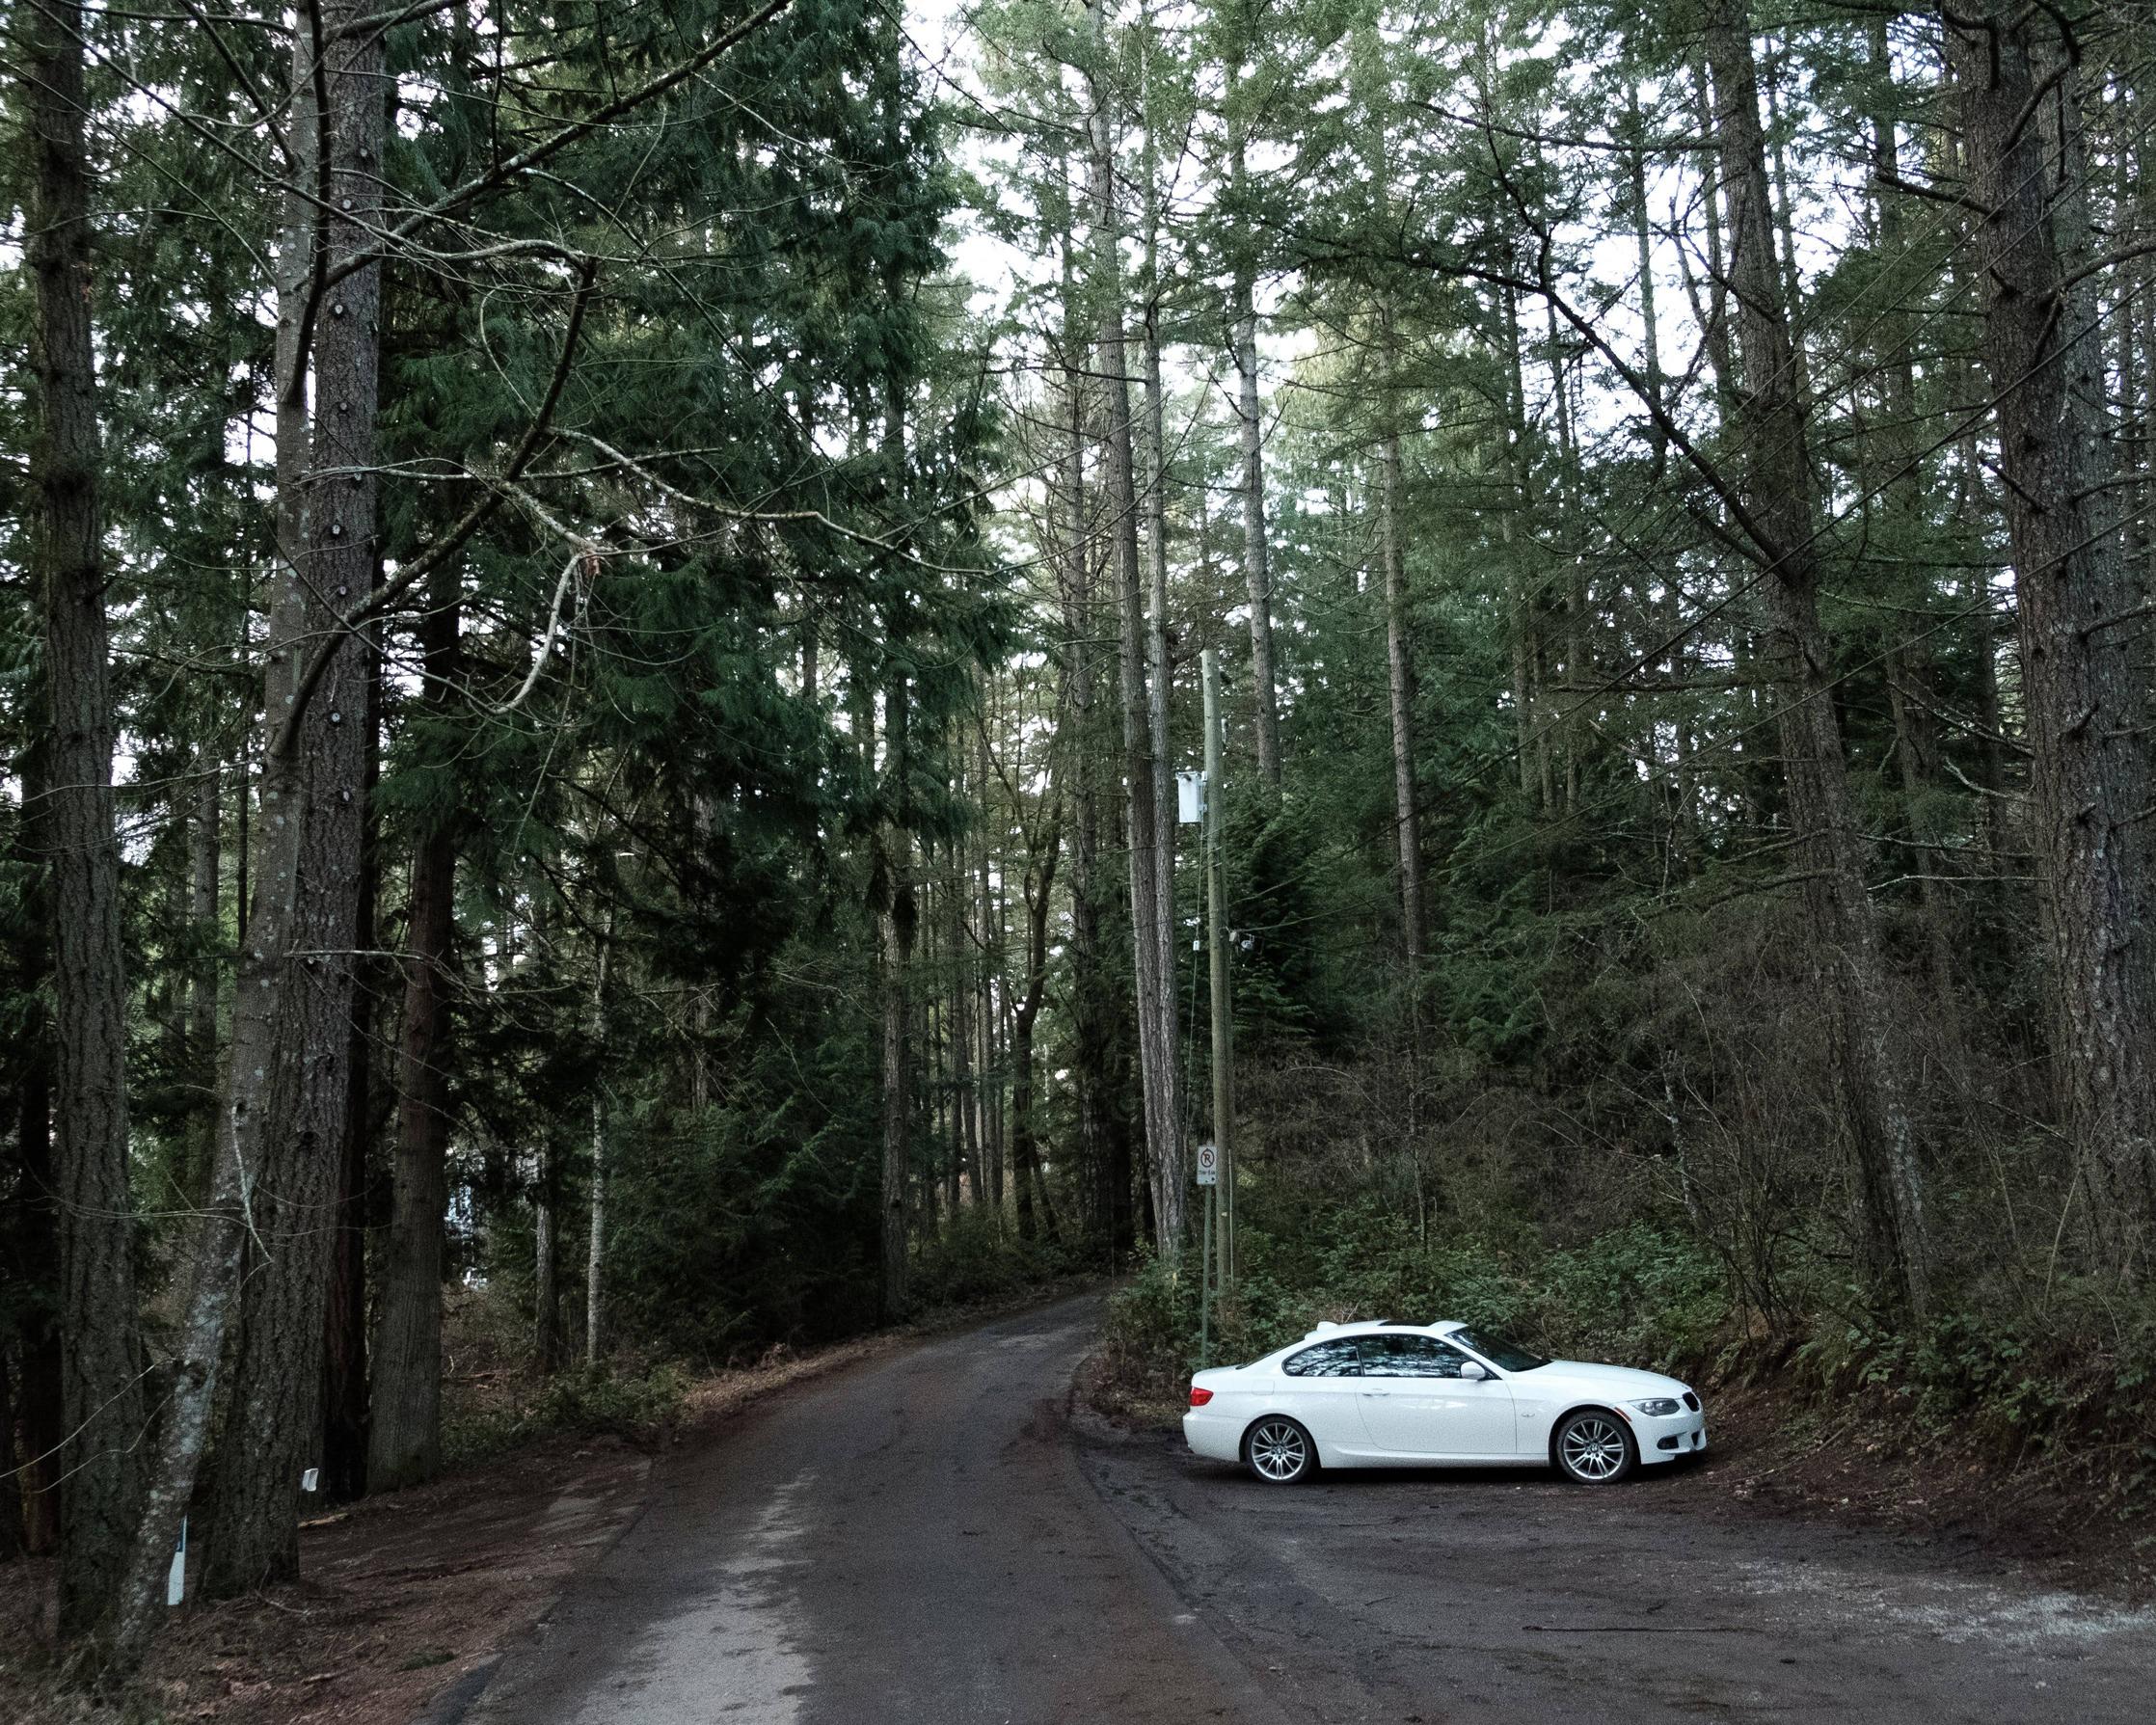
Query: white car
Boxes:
[{"xmin": 1183, "ymin": 1318, "xmax": 1706, "ymax": 1486}]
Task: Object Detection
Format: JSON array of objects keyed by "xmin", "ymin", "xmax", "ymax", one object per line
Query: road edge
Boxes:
[{"xmin": 1059, "ymin": 1365, "xmax": 1304, "ymax": 1725}]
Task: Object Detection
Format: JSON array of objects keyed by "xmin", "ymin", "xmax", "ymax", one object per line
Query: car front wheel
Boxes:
[
  {"xmin": 1245, "ymin": 1416, "xmax": 1316, "ymax": 1485},
  {"xmin": 1553, "ymin": 1410, "xmax": 1636, "ymax": 1484}
]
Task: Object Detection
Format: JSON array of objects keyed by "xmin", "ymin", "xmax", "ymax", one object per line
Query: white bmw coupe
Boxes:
[{"xmin": 1184, "ymin": 1318, "xmax": 1706, "ymax": 1486}]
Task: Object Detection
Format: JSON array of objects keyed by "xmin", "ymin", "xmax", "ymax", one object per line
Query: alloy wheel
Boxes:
[
  {"xmin": 1559, "ymin": 1415, "xmax": 1630, "ymax": 1482},
  {"xmin": 1249, "ymin": 1420, "xmax": 1310, "ymax": 1483}
]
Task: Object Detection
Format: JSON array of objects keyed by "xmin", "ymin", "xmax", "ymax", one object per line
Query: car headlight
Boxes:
[{"xmin": 1630, "ymin": 1397, "xmax": 1683, "ymax": 1417}]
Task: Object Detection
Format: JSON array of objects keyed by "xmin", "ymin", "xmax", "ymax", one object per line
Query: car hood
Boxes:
[{"xmin": 1524, "ymin": 1361, "xmax": 1691, "ymax": 1400}]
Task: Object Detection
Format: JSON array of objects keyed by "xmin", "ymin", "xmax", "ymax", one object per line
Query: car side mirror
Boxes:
[{"xmin": 1459, "ymin": 1361, "xmax": 1490, "ymax": 1382}]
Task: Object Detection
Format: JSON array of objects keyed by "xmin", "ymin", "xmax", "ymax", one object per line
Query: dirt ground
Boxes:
[
  {"xmin": 1081, "ymin": 1352, "xmax": 2156, "ymax": 1605},
  {"xmin": 2, "ymin": 1429, "xmax": 649, "ymax": 1725},
  {"xmin": 1695, "ymin": 1380, "xmax": 2156, "ymax": 1602}
]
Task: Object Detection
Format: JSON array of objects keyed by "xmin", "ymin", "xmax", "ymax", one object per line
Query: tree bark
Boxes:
[
  {"xmin": 1624, "ymin": 69, "xmax": 1667, "ymax": 471},
  {"xmin": 1228, "ymin": 100, "xmax": 1282, "ymax": 790},
  {"xmin": 202, "ymin": 3, "xmax": 384, "ymax": 1591},
  {"xmin": 1086, "ymin": 0, "xmax": 1186, "ymax": 1247},
  {"xmin": 1865, "ymin": 23, "xmax": 1964, "ymax": 1047},
  {"xmin": 948, "ymin": 836, "xmax": 979, "ymax": 1205},
  {"xmin": 321, "ymin": 646, "xmax": 380, "ymax": 1503},
  {"xmin": 879, "ymin": 670, "xmax": 913, "ymax": 1317},
  {"xmin": 0, "ymin": 1343, "xmax": 22, "ymax": 1560},
  {"xmin": 186, "ymin": 752, "xmax": 223, "ymax": 1202},
  {"xmin": 975, "ymin": 719, "xmax": 1000, "ymax": 1213},
  {"xmin": 1377, "ymin": 340, "xmax": 1424, "ymax": 970},
  {"xmin": 109, "ymin": 10, "xmax": 384, "ymax": 1648},
  {"xmin": 1705, "ymin": 0, "xmax": 1931, "ymax": 1315},
  {"xmin": 584, "ymin": 927, "xmax": 612, "ymax": 1367},
  {"xmin": 1050, "ymin": 147, "xmax": 1116, "ymax": 1253},
  {"xmin": 1140, "ymin": 307, "xmax": 1178, "ymax": 1098},
  {"xmin": 10, "ymin": 741, "xmax": 61, "ymax": 1561},
  {"xmin": 1950, "ymin": 4, "xmax": 2156, "ymax": 1268},
  {"xmin": 368, "ymin": 564, "xmax": 462, "ymax": 1487},
  {"xmin": 19, "ymin": 0, "xmax": 149, "ymax": 1635}
]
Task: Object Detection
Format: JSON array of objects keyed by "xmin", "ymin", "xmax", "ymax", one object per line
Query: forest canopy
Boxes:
[{"xmin": 5, "ymin": 0, "xmax": 2156, "ymax": 1678}]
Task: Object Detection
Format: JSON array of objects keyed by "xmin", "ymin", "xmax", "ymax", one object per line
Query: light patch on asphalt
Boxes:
[
  {"xmin": 536, "ymin": 1494, "xmax": 602, "ymax": 1534},
  {"xmin": 556, "ymin": 1471, "xmax": 819, "ymax": 1724},
  {"xmin": 1736, "ymin": 1557, "xmax": 2156, "ymax": 1650}
]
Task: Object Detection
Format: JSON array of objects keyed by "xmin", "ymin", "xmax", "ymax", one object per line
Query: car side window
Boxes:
[
  {"xmin": 1282, "ymin": 1338, "xmax": 1363, "ymax": 1378},
  {"xmin": 1357, "ymin": 1334, "xmax": 1469, "ymax": 1379}
]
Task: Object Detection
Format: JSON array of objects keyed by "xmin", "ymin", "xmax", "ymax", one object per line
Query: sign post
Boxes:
[{"xmin": 1196, "ymin": 1143, "xmax": 1219, "ymax": 1364}]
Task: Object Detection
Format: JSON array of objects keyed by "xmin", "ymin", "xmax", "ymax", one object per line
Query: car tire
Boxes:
[
  {"xmin": 1244, "ymin": 1416, "xmax": 1316, "ymax": 1485},
  {"xmin": 1552, "ymin": 1409, "xmax": 1636, "ymax": 1484}
]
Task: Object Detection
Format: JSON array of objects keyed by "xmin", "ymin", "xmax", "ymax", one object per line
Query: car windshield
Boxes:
[{"xmin": 1448, "ymin": 1327, "xmax": 1550, "ymax": 1372}]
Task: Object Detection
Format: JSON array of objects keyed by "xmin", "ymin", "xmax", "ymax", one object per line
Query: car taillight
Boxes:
[{"xmin": 1189, "ymin": 1386, "xmax": 1214, "ymax": 1407}]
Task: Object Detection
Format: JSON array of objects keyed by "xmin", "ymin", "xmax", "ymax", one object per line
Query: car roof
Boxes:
[{"xmin": 1294, "ymin": 1318, "xmax": 1467, "ymax": 1343}]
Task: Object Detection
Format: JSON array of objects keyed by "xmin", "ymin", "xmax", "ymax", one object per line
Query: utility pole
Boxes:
[{"xmin": 1202, "ymin": 649, "xmax": 1235, "ymax": 1283}]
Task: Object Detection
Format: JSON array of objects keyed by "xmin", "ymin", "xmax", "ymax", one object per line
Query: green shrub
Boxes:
[
  {"xmin": 1796, "ymin": 1284, "xmax": 2156, "ymax": 1479},
  {"xmin": 1096, "ymin": 1215, "xmax": 1728, "ymax": 1415}
]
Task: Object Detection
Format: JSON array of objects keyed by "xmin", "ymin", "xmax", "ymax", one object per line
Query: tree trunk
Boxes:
[
  {"xmin": 1138, "ymin": 38, "xmax": 1179, "ymax": 1017},
  {"xmin": 1625, "ymin": 70, "xmax": 1667, "ymax": 471},
  {"xmin": 1865, "ymin": 23, "xmax": 1964, "ymax": 1048},
  {"xmin": 11, "ymin": 741, "xmax": 61, "ymax": 1561},
  {"xmin": 879, "ymin": 674, "xmax": 913, "ymax": 1318},
  {"xmin": 975, "ymin": 720, "xmax": 1000, "ymax": 1213},
  {"xmin": 1140, "ymin": 305, "xmax": 1178, "ymax": 1086},
  {"xmin": 1086, "ymin": 1, "xmax": 1185, "ymax": 1247},
  {"xmin": 1377, "ymin": 309, "xmax": 1423, "ymax": 968},
  {"xmin": 1011, "ymin": 795, "xmax": 1062, "ymax": 1245},
  {"xmin": 19, "ymin": 0, "xmax": 148, "ymax": 1635},
  {"xmin": 1950, "ymin": 4, "xmax": 2156, "ymax": 1267},
  {"xmin": 948, "ymin": 837, "xmax": 979, "ymax": 1205},
  {"xmin": 321, "ymin": 648, "xmax": 380, "ymax": 1503},
  {"xmin": 1227, "ymin": 91, "xmax": 1282, "ymax": 789},
  {"xmin": 0, "ymin": 1343, "xmax": 22, "ymax": 1560},
  {"xmin": 1497, "ymin": 283, "xmax": 1538, "ymax": 807},
  {"xmin": 112, "ymin": 11, "xmax": 385, "ymax": 1649},
  {"xmin": 368, "ymin": 566, "xmax": 462, "ymax": 1487},
  {"xmin": 186, "ymin": 752, "xmax": 223, "ymax": 1202},
  {"xmin": 202, "ymin": 5, "xmax": 385, "ymax": 1591},
  {"xmin": 1052, "ymin": 148, "xmax": 1114, "ymax": 1252},
  {"xmin": 534, "ymin": 1150, "xmax": 561, "ymax": 1371},
  {"xmin": 584, "ymin": 930, "xmax": 612, "ymax": 1367},
  {"xmin": 1705, "ymin": 0, "xmax": 1931, "ymax": 1316}
]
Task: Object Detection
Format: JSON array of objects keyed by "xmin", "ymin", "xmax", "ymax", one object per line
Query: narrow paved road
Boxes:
[{"xmin": 466, "ymin": 1295, "xmax": 2155, "ymax": 1724}]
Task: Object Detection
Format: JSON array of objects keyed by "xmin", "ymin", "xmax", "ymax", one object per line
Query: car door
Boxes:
[
  {"xmin": 1353, "ymin": 1334, "xmax": 1516, "ymax": 1459},
  {"xmin": 1275, "ymin": 1336, "xmax": 1368, "ymax": 1456}
]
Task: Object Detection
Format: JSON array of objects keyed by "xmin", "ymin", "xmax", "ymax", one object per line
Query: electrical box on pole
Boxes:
[{"xmin": 1175, "ymin": 769, "xmax": 1206, "ymax": 826}]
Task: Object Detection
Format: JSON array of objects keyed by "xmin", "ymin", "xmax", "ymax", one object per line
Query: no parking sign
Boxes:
[{"xmin": 1195, "ymin": 1143, "xmax": 1219, "ymax": 1186}]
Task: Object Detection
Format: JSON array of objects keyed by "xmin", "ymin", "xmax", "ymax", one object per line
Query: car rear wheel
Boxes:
[
  {"xmin": 1553, "ymin": 1410, "xmax": 1635, "ymax": 1484},
  {"xmin": 1245, "ymin": 1416, "xmax": 1315, "ymax": 1485}
]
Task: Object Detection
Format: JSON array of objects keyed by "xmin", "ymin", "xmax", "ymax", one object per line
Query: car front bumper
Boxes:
[{"xmin": 1634, "ymin": 1406, "xmax": 1708, "ymax": 1465}]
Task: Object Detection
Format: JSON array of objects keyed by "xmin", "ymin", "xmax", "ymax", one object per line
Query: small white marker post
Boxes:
[
  {"xmin": 301, "ymin": 1467, "xmax": 319, "ymax": 1495},
  {"xmin": 167, "ymin": 1516, "xmax": 187, "ymax": 1607}
]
